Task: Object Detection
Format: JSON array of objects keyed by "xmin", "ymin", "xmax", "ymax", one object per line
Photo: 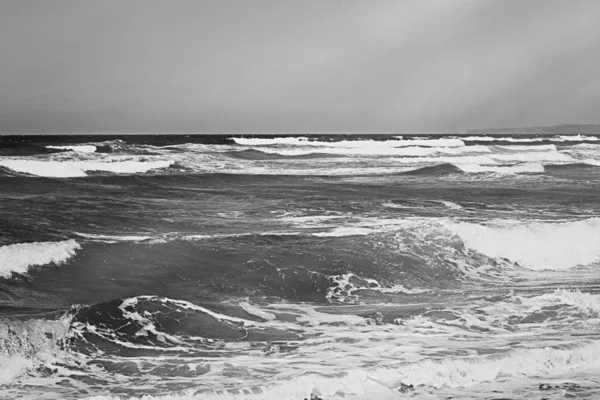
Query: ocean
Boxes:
[{"xmin": 1, "ymin": 133, "xmax": 600, "ymax": 400}]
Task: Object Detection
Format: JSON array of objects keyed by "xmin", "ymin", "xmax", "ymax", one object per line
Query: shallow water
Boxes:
[{"xmin": 1, "ymin": 133, "xmax": 600, "ymax": 399}]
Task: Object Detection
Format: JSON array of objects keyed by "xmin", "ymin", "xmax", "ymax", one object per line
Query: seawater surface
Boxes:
[{"xmin": 2, "ymin": 133, "xmax": 600, "ymax": 399}]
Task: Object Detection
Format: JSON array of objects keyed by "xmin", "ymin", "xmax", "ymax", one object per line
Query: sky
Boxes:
[{"xmin": 0, "ymin": 0, "xmax": 599, "ymax": 133}]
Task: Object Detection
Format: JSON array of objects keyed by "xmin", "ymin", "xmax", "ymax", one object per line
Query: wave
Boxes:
[
  {"xmin": 462, "ymin": 135, "xmax": 599, "ymax": 143},
  {"xmin": 74, "ymin": 231, "xmax": 308, "ymax": 244},
  {"xmin": 558, "ymin": 134, "xmax": 600, "ymax": 141},
  {"xmin": 398, "ymin": 161, "xmax": 545, "ymax": 176},
  {"xmin": 45, "ymin": 145, "xmax": 97, "ymax": 153},
  {"xmin": 0, "ymin": 316, "xmax": 72, "ymax": 385},
  {"xmin": 74, "ymin": 232, "xmax": 159, "ymax": 243},
  {"xmin": 0, "ymin": 165, "xmax": 29, "ymax": 177},
  {"xmin": 71, "ymin": 340, "xmax": 600, "ymax": 399},
  {"xmin": 251, "ymin": 144, "xmax": 490, "ymax": 157},
  {"xmin": 356, "ymin": 151, "xmax": 572, "ymax": 169},
  {"xmin": 494, "ymin": 144, "xmax": 557, "ymax": 152},
  {"xmin": 568, "ymin": 143, "xmax": 600, "ymax": 150},
  {"xmin": 232, "ymin": 137, "xmax": 466, "ymax": 148},
  {"xmin": 389, "ymin": 340, "xmax": 600, "ymax": 389},
  {"xmin": 456, "ymin": 162, "xmax": 545, "ymax": 174},
  {"xmin": 327, "ymin": 273, "xmax": 426, "ymax": 302},
  {"xmin": 280, "ymin": 214, "xmax": 600, "ymax": 275},
  {"xmin": 0, "ymin": 159, "xmax": 174, "ymax": 177},
  {"xmin": 461, "ymin": 136, "xmax": 547, "ymax": 143},
  {"xmin": 545, "ymin": 162, "xmax": 600, "ymax": 171},
  {"xmin": 445, "ymin": 218, "xmax": 600, "ymax": 270},
  {"xmin": 0, "ymin": 240, "xmax": 81, "ymax": 278},
  {"xmin": 223, "ymin": 149, "xmax": 341, "ymax": 160},
  {"xmin": 523, "ymin": 289, "xmax": 600, "ymax": 317},
  {"xmin": 403, "ymin": 163, "xmax": 464, "ymax": 176},
  {"xmin": 68, "ymin": 296, "xmax": 260, "ymax": 353}
]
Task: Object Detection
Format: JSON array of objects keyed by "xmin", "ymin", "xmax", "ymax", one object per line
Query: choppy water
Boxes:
[{"xmin": 2, "ymin": 133, "xmax": 600, "ymax": 399}]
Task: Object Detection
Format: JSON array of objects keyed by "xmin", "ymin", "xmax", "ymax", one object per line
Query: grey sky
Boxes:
[{"xmin": 1, "ymin": 0, "xmax": 599, "ymax": 133}]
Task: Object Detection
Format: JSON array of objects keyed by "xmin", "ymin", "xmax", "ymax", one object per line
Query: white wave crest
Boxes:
[
  {"xmin": 0, "ymin": 240, "xmax": 81, "ymax": 277},
  {"xmin": 232, "ymin": 137, "xmax": 466, "ymax": 148},
  {"xmin": 446, "ymin": 218, "xmax": 600, "ymax": 270},
  {"xmin": 0, "ymin": 317, "xmax": 72, "ymax": 385},
  {"xmin": 390, "ymin": 340, "xmax": 600, "ymax": 389},
  {"xmin": 461, "ymin": 136, "xmax": 545, "ymax": 142},
  {"xmin": 558, "ymin": 134, "xmax": 599, "ymax": 141},
  {"xmin": 437, "ymin": 200, "xmax": 462, "ymax": 209},
  {"xmin": 46, "ymin": 145, "xmax": 97, "ymax": 153},
  {"xmin": 522, "ymin": 289, "xmax": 600, "ymax": 316},
  {"xmin": 75, "ymin": 232, "xmax": 156, "ymax": 243},
  {"xmin": 462, "ymin": 135, "xmax": 599, "ymax": 142},
  {"xmin": 0, "ymin": 159, "xmax": 174, "ymax": 177},
  {"xmin": 457, "ymin": 163, "xmax": 545, "ymax": 174},
  {"xmin": 254, "ymin": 144, "xmax": 488, "ymax": 157}
]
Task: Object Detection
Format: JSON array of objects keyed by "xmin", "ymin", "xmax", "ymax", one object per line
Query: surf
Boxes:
[{"xmin": 0, "ymin": 240, "xmax": 81, "ymax": 278}]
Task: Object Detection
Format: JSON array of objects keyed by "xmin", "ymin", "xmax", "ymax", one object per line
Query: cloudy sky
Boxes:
[{"xmin": 1, "ymin": 0, "xmax": 599, "ymax": 133}]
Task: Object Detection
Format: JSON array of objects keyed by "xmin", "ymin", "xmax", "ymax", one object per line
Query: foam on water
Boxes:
[
  {"xmin": 2, "ymin": 135, "xmax": 590, "ymax": 178},
  {"xmin": 250, "ymin": 144, "xmax": 486, "ymax": 157},
  {"xmin": 437, "ymin": 201, "xmax": 462, "ymax": 210},
  {"xmin": 446, "ymin": 218, "xmax": 600, "ymax": 270},
  {"xmin": 461, "ymin": 135, "xmax": 599, "ymax": 142},
  {"xmin": 75, "ymin": 232, "xmax": 157, "ymax": 243},
  {"xmin": 0, "ymin": 240, "xmax": 81, "ymax": 277},
  {"xmin": 74, "ymin": 340, "xmax": 600, "ymax": 400},
  {"xmin": 0, "ymin": 159, "xmax": 174, "ymax": 177},
  {"xmin": 232, "ymin": 137, "xmax": 466, "ymax": 148},
  {"xmin": 462, "ymin": 136, "xmax": 538, "ymax": 142},
  {"xmin": 0, "ymin": 316, "xmax": 72, "ymax": 385},
  {"xmin": 327, "ymin": 273, "xmax": 427, "ymax": 302},
  {"xmin": 558, "ymin": 134, "xmax": 600, "ymax": 141},
  {"xmin": 495, "ymin": 144, "xmax": 558, "ymax": 151},
  {"xmin": 46, "ymin": 145, "xmax": 97, "ymax": 153},
  {"xmin": 277, "ymin": 212, "xmax": 600, "ymax": 272},
  {"xmin": 4, "ymin": 134, "xmax": 600, "ymax": 400},
  {"xmin": 522, "ymin": 288, "xmax": 600, "ymax": 316}
]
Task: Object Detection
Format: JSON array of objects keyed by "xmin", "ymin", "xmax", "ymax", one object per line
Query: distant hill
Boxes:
[{"xmin": 467, "ymin": 124, "xmax": 600, "ymax": 135}]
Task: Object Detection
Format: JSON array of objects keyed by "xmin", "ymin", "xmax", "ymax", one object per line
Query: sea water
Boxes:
[{"xmin": 1, "ymin": 133, "xmax": 600, "ymax": 399}]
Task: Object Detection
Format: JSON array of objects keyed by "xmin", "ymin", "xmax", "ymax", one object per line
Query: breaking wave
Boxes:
[
  {"xmin": 223, "ymin": 148, "xmax": 341, "ymax": 160},
  {"xmin": 461, "ymin": 135, "xmax": 599, "ymax": 143},
  {"xmin": 64, "ymin": 341, "xmax": 600, "ymax": 399},
  {"xmin": 0, "ymin": 316, "xmax": 72, "ymax": 385},
  {"xmin": 232, "ymin": 137, "xmax": 466, "ymax": 148},
  {"xmin": 445, "ymin": 218, "xmax": 600, "ymax": 270},
  {"xmin": 0, "ymin": 159, "xmax": 174, "ymax": 177},
  {"xmin": 46, "ymin": 145, "xmax": 97, "ymax": 153},
  {"xmin": 456, "ymin": 162, "xmax": 545, "ymax": 174},
  {"xmin": 403, "ymin": 163, "xmax": 464, "ymax": 176},
  {"xmin": 0, "ymin": 240, "xmax": 81, "ymax": 278}
]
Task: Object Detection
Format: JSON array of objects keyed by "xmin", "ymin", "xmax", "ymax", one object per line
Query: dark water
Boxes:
[{"xmin": 2, "ymin": 133, "xmax": 600, "ymax": 399}]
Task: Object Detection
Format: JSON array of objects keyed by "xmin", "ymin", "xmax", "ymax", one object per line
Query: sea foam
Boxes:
[
  {"xmin": 232, "ymin": 137, "xmax": 466, "ymax": 148},
  {"xmin": 80, "ymin": 340, "xmax": 600, "ymax": 399},
  {"xmin": 0, "ymin": 159, "xmax": 174, "ymax": 177},
  {"xmin": 446, "ymin": 218, "xmax": 600, "ymax": 270},
  {"xmin": 0, "ymin": 316, "xmax": 72, "ymax": 385},
  {"xmin": 46, "ymin": 145, "xmax": 97, "ymax": 153},
  {"xmin": 0, "ymin": 240, "xmax": 81, "ymax": 277}
]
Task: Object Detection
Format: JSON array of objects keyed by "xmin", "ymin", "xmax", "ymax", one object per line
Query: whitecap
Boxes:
[
  {"xmin": 445, "ymin": 218, "xmax": 600, "ymax": 270},
  {"xmin": 0, "ymin": 159, "xmax": 174, "ymax": 177},
  {"xmin": 0, "ymin": 239, "xmax": 81, "ymax": 277},
  {"xmin": 46, "ymin": 145, "xmax": 97, "ymax": 153}
]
